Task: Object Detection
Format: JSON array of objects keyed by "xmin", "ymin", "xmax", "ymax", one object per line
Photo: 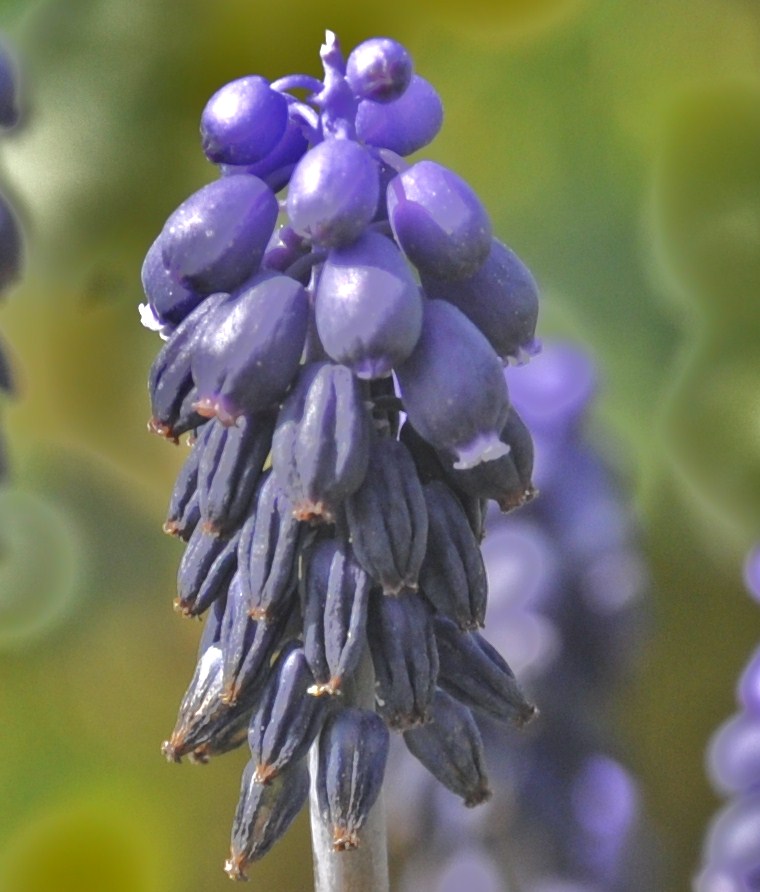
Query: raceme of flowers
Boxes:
[{"xmin": 139, "ymin": 31, "xmax": 541, "ymax": 880}]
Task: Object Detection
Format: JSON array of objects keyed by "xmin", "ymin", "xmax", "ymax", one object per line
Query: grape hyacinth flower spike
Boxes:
[{"xmin": 140, "ymin": 30, "xmax": 542, "ymax": 889}]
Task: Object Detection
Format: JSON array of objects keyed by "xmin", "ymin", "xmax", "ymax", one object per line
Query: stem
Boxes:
[{"xmin": 308, "ymin": 651, "xmax": 389, "ymax": 892}]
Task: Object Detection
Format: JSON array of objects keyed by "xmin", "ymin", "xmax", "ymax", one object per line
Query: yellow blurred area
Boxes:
[{"xmin": 0, "ymin": 792, "xmax": 166, "ymax": 892}]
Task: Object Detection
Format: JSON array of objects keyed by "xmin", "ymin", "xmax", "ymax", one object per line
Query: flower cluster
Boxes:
[
  {"xmin": 387, "ymin": 342, "xmax": 656, "ymax": 891},
  {"xmin": 0, "ymin": 36, "xmax": 22, "ymax": 481},
  {"xmin": 140, "ymin": 31, "xmax": 541, "ymax": 880},
  {"xmin": 695, "ymin": 547, "xmax": 760, "ymax": 891}
]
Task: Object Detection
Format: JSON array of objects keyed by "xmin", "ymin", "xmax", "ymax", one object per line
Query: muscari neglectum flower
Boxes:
[{"xmin": 140, "ymin": 31, "xmax": 543, "ymax": 886}]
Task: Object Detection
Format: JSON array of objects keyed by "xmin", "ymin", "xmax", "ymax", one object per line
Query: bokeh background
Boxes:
[{"xmin": 0, "ymin": 1, "xmax": 758, "ymax": 890}]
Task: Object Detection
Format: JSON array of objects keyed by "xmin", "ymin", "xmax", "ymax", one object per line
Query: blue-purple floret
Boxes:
[{"xmin": 141, "ymin": 29, "xmax": 546, "ymax": 879}]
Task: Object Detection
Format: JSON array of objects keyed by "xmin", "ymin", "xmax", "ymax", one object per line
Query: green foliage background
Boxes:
[{"xmin": 0, "ymin": 1, "xmax": 758, "ymax": 890}]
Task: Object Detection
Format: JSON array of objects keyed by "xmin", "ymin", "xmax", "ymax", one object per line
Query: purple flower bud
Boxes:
[
  {"xmin": 237, "ymin": 471, "xmax": 303, "ymax": 624},
  {"xmin": 387, "ymin": 160, "xmax": 492, "ymax": 280},
  {"xmin": 302, "ymin": 536, "xmax": 371, "ymax": 695},
  {"xmin": 346, "ymin": 37, "xmax": 413, "ymax": 104},
  {"xmin": 315, "ymin": 707, "xmax": 390, "ymax": 850},
  {"xmin": 418, "ymin": 480, "xmax": 487, "ymax": 631},
  {"xmin": 191, "ymin": 273, "xmax": 309, "ymax": 424},
  {"xmin": 434, "ymin": 617, "xmax": 537, "ymax": 727},
  {"xmin": 248, "ymin": 643, "xmax": 331, "ymax": 784},
  {"xmin": 226, "ymin": 758, "xmax": 310, "ymax": 880},
  {"xmin": 175, "ymin": 525, "xmax": 239, "ymax": 618},
  {"xmin": 315, "ymin": 231, "xmax": 423, "ymax": 379},
  {"xmin": 396, "ymin": 300, "xmax": 510, "ymax": 470},
  {"xmin": 355, "ymin": 74, "xmax": 443, "ymax": 156},
  {"xmin": 272, "ymin": 362, "xmax": 371, "ymax": 522},
  {"xmin": 367, "ymin": 589, "xmax": 439, "ymax": 729},
  {"xmin": 344, "ymin": 437, "xmax": 428, "ymax": 595},
  {"xmin": 738, "ymin": 646, "xmax": 760, "ymax": 714},
  {"xmin": 164, "ymin": 435, "xmax": 204, "ymax": 539},
  {"xmin": 220, "ymin": 118, "xmax": 309, "ymax": 193},
  {"xmin": 708, "ymin": 712, "xmax": 760, "ymax": 795},
  {"xmin": 141, "ymin": 234, "xmax": 204, "ymax": 328},
  {"xmin": 201, "ymin": 76, "xmax": 289, "ymax": 166},
  {"xmin": 403, "ymin": 689, "xmax": 491, "ymax": 807},
  {"xmin": 287, "ymin": 138, "xmax": 380, "ymax": 247},
  {"xmin": 421, "ymin": 238, "xmax": 539, "ymax": 362},
  {"xmin": 161, "ymin": 175, "xmax": 278, "ymax": 294},
  {"xmin": 148, "ymin": 293, "xmax": 225, "ymax": 441},
  {"xmin": 197, "ymin": 413, "xmax": 275, "ymax": 536}
]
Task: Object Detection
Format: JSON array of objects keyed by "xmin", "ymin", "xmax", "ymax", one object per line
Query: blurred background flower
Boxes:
[{"xmin": 0, "ymin": 1, "xmax": 758, "ymax": 890}]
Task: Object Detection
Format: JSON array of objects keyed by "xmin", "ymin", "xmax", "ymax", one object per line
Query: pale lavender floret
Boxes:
[
  {"xmin": 420, "ymin": 238, "xmax": 539, "ymax": 362},
  {"xmin": 355, "ymin": 74, "xmax": 443, "ymax": 156},
  {"xmin": 387, "ymin": 160, "xmax": 492, "ymax": 280},
  {"xmin": 141, "ymin": 233, "xmax": 204, "ymax": 328},
  {"xmin": 395, "ymin": 300, "xmax": 510, "ymax": 470},
  {"xmin": 160, "ymin": 174, "xmax": 278, "ymax": 294},
  {"xmin": 507, "ymin": 340, "xmax": 597, "ymax": 439},
  {"xmin": 703, "ymin": 791, "xmax": 760, "ymax": 877},
  {"xmin": 743, "ymin": 546, "xmax": 760, "ymax": 604},
  {"xmin": 191, "ymin": 272, "xmax": 309, "ymax": 423},
  {"xmin": 315, "ymin": 230, "xmax": 423, "ymax": 378},
  {"xmin": 346, "ymin": 37, "xmax": 413, "ymax": 103},
  {"xmin": 738, "ymin": 646, "xmax": 760, "ymax": 714},
  {"xmin": 708, "ymin": 713, "xmax": 760, "ymax": 796},
  {"xmin": 286, "ymin": 138, "xmax": 379, "ymax": 247},
  {"xmin": 201, "ymin": 75, "xmax": 289, "ymax": 165}
]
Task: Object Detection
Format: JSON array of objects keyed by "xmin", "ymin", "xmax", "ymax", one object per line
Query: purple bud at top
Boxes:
[
  {"xmin": 220, "ymin": 116, "xmax": 309, "ymax": 193},
  {"xmin": 201, "ymin": 75, "xmax": 289, "ymax": 165},
  {"xmin": 287, "ymin": 138, "xmax": 380, "ymax": 247},
  {"xmin": 355, "ymin": 74, "xmax": 443, "ymax": 156},
  {"xmin": 346, "ymin": 37, "xmax": 413, "ymax": 103}
]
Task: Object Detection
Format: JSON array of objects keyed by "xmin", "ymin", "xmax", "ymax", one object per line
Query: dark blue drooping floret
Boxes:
[{"xmin": 141, "ymin": 29, "xmax": 547, "ymax": 881}]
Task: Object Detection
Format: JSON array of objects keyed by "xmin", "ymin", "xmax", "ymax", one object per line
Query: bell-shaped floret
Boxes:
[
  {"xmin": 439, "ymin": 407, "xmax": 537, "ymax": 512},
  {"xmin": 237, "ymin": 471, "xmax": 303, "ymax": 624},
  {"xmin": 367, "ymin": 589, "xmax": 439, "ymax": 729},
  {"xmin": 148, "ymin": 293, "xmax": 225, "ymax": 441},
  {"xmin": 160, "ymin": 175, "xmax": 278, "ymax": 294},
  {"xmin": 315, "ymin": 231, "xmax": 423, "ymax": 379},
  {"xmin": 226, "ymin": 759, "xmax": 310, "ymax": 880},
  {"xmin": 434, "ymin": 616, "xmax": 537, "ymax": 727},
  {"xmin": 286, "ymin": 138, "xmax": 379, "ymax": 248},
  {"xmin": 344, "ymin": 437, "xmax": 428, "ymax": 594},
  {"xmin": 197, "ymin": 412, "xmax": 275, "ymax": 535},
  {"xmin": 302, "ymin": 535, "xmax": 371, "ymax": 695},
  {"xmin": 387, "ymin": 160, "xmax": 492, "ymax": 280},
  {"xmin": 420, "ymin": 238, "xmax": 539, "ymax": 362},
  {"xmin": 141, "ymin": 234, "xmax": 204, "ymax": 328},
  {"xmin": 247, "ymin": 643, "xmax": 331, "ymax": 784},
  {"xmin": 221, "ymin": 118, "xmax": 309, "ymax": 193},
  {"xmin": 201, "ymin": 75, "xmax": 289, "ymax": 165},
  {"xmin": 176, "ymin": 524, "xmax": 240, "ymax": 617},
  {"xmin": 355, "ymin": 74, "xmax": 443, "ymax": 156},
  {"xmin": 403, "ymin": 689, "xmax": 491, "ymax": 807},
  {"xmin": 272, "ymin": 362, "xmax": 371, "ymax": 522},
  {"xmin": 315, "ymin": 707, "xmax": 390, "ymax": 851},
  {"xmin": 395, "ymin": 300, "xmax": 510, "ymax": 470},
  {"xmin": 418, "ymin": 480, "xmax": 487, "ymax": 631},
  {"xmin": 346, "ymin": 37, "xmax": 413, "ymax": 103},
  {"xmin": 191, "ymin": 273, "xmax": 309, "ymax": 424}
]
